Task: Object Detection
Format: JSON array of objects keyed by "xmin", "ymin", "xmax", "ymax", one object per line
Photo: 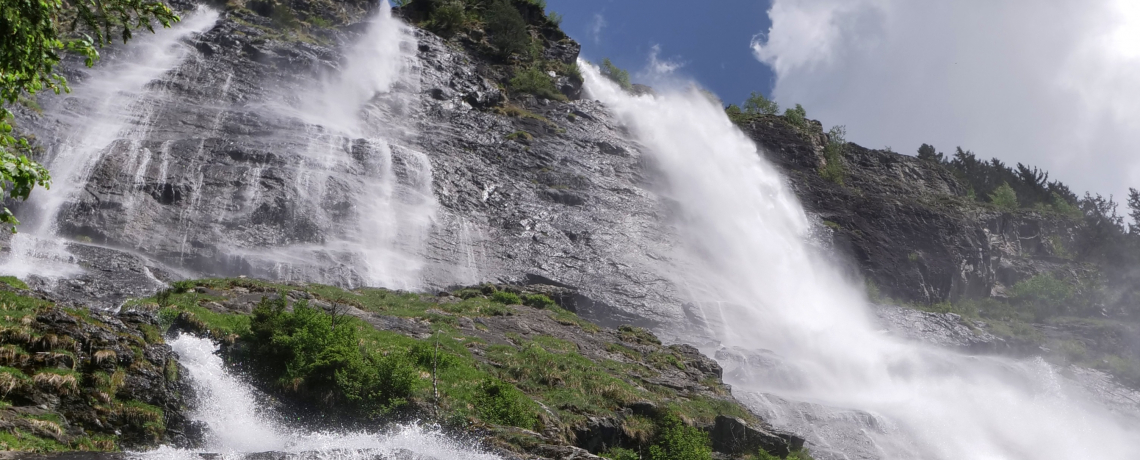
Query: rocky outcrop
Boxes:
[
  {"xmin": 738, "ymin": 115, "xmax": 1087, "ymax": 305},
  {"xmin": 0, "ymin": 286, "xmax": 197, "ymax": 451},
  {"xmin": 9, "ymin": 2, "xmax": 683, "ymax": 328}
]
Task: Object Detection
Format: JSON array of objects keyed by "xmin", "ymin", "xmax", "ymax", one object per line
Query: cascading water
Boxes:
[
  {"xmin": 228, "ymin": 2, "xmax": 437, "ymax": 289},
  {"xmin": 0, "ymin": 7, "xmax": 220, "ymax": 280},
  {"xmin": 142, "ymin": 334, "xmax": 502, "ymax": 459},
  {"xmin": 580, "ymin": 63, "xmax": 1140, "ymax": 459},
  {"xmin": 3, "ymin": 3, "xmax": 437, "ymax": 291}
]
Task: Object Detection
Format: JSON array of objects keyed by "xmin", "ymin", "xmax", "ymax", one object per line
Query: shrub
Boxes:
[
  {"xmin": 601, "ymin": 58, "xmax": 632, "ymax": 90},
  {"xmin": 509, "ymin": 67, "xmax": 565, "ymax": 101},
  {"xmin": 522, "ymin": 294, "xmax": 556, "ymax": 309},
  {"xmin": 783, "ymin": 104, "xmax": 807, "ymax": 130},
  {"xmin": 1049, "ymin": 192, "xmax": 1082, "ymax": 219},
  {"xmin": 427, "ymin": 1, "xmax": 467, "ymax": 37},
  {"xmin": 820, "ymin": 125, "xmax": 847, "ymax": 185},
  {"xmin": 743, "ymin": 91, "xmax": 779, "ymax": 115},
  {"xmin": 1009, "ymin": 274, "xmax": 1077, "ymax": 319},
  {"xmin": 244, "ymin": 296, "xmax": 418, "ymax": 417},
  {"xmin": 647, "ymin": 412, "xmax": 712, "ymax": 460},
  {"xmin": 546, "ymin": 11, "xmax": 562, "ymax": 26},
  {"xmin": 475, "ymin": 379, "xmax": 538, "ymax": 429},
  {"xmin": 989, "ymin": 182, "xmax": 1018, "ymax": 210},
  {"xmin": 486, "ymin": 0, "xmax": 530, "ymax": 58},
  {"xmin": 491, "ymin": 290, "xmax": 522, "ymax": 305},
  {"xmin": 602, "ymin": 447, "xmax": 640, "ymax": 460}
]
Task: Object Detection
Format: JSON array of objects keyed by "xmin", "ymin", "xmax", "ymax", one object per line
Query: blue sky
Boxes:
[{"xmin": 546, "ymin": 0, "xmax": 775, "ymax": 108}]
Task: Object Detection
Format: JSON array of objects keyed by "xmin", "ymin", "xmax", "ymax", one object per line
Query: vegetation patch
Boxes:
[{"xmin": 150, "ymin": 278, "xmax": 779, "ymax": 458}]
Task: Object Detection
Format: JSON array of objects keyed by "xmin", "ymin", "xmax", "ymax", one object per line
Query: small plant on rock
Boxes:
[
  {"xmin": 647, "ymin": 411, "xmax": 712, "ymax": 460},
  {"xmin": 522, "ymin": 293, "xmax": 556, "ymax": 309},
  {"xmin": 491, "ymin": 290, "xmax": 522, "ymax": 305},
  {"xmin": 601, "ymin": 58, "xmax": 632, "ymax": 90},
  {"xmin": 509, "ymin": 67, "xmax": 566, "ymax": 101}
]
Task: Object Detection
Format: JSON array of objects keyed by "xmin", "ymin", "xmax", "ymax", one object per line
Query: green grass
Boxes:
[
  {"xmin": 505, "ymin": 131, "xmax": 533, "ymax": 142},
  {"xmin": 486, "ymin": 339, "xmax": 641, "ymax": 427},
  {"xmin": 0, "ymin": 276, "xmax": 28, "ymax": 290},
  {"xmin": 509, "ymin": 67, "xmax": 567, "ymax": 102},
  {"xmin": 127, "ymin": 279, "xmax": 764, "ymax": 452}
]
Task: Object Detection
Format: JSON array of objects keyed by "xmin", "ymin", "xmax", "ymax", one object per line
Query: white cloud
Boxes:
[
  {"xmin": 589, "ymin": 13, "xmax": 607, "ymax": 44},
  {"xmin": 752, "ymin": 0, "xmax": 1140, "ymax": 202}
]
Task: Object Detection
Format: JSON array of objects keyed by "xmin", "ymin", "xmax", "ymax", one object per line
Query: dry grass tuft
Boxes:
[
  {"xmin": 1, "ymin": 325, "xmax": 33, "ymax": 344},
  {"xmin": 93, "ymin": 349, "xmax": 117, "ymax": 364},
  {"xmin": 33, "ymin": 371, "xmax": 78, "ymax": 395},
  {"xmin": 0, "ymin": 372, "xmax": 25, "ymax": 396},
  {"xmin": 26, "ymin": 418, "xmax": 64, "ymax": 438}
]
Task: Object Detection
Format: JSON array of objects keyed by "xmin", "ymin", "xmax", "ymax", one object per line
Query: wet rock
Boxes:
[
  {"xmin": 873, "ymin": 304, "xmax": 1006, "ymax": 352},
  {"xmin": 0, "ymin": 286, "xmax": 197, "ymax": 451},
  {"xmin": 708, "ymin": 415, "xmax": 803, "ymax": 457}
]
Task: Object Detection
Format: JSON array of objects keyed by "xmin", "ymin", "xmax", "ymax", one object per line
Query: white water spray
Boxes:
[
  {"xmin": 0, "ymin": 7, "xmax": 220, "ymax": 279},
  {"xmin": 224, "ymin": 3, "xmax": 436, "ymax": 289},
  {"xmin": 150, "ymin": 334, "xmax": 502, "ymax": 459},
  {"xmin": 581, "ymin": 63, "xmax": 1140, "ymax": 459}
]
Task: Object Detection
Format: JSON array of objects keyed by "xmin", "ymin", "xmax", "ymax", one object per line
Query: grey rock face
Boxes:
[
  {"xmin": 10, "ymin": 7, "xmax": 684, "ymax": 324},
  {"xmin": 738, "ymin": 115, "xmax": 1086, "ymax": 305},
  {"xmin": 872, "ymin": 304, "xmax": 1006, "ymax": 352}
]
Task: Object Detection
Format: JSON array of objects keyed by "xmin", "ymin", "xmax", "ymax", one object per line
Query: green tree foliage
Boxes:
[
  {"xmin": 600, "ymin": 58, "xmax": 631, "ymax": 90},
  {"xmin": 1128, "ymin": 188, "xmax": 1140, "ymax": 235},
  {"xmin": 1009, "ymin": 274, "xmax": 1077, "ymax": 319},
  {"xmin": 783, "ymin": 103, "xmax": 807, "ymax": 130},
  {"xmin": 425, "ymin": 0, "xmax": 467, "ymax": 36},
  {"xmin": 916, "ymin": 143, "xmax": 943, "ymax": 162},
  {"xmin": 742, "ymin": 91, "xmax": 779, "ymax": 115},
  {"xmin": 244, "ymin": 295, "xmax": 419, "ymax": 418},
  {"xmin": 989, "ymin": 182, "xmax": 1018, "ymax": 210},
  {"xmin": 918, "ymin": 144, "xmax": 1078, "ymax": 212},
  {"xmin": 820, "ymin": 125, "xmax": 847, "ymax": 185},
  {"xmin": 485, "ymin": 0, "xmax": 530, "ymax": 58},
  {"xmin": 1, "ymin": 0, "xmax": 178, "ymax": 230},
  {"xmin": 647, "ymin": 412, "xmax": 712, "ymax": 460}
]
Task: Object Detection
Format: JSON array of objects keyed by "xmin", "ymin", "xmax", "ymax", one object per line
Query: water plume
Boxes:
[
  {"xmin": 150, "ymin": 334, "xmax": 502, "ymax": 460},
  {"xmin": 581, "ymin": 62, "xmax": 1140, "ymax": 459}
]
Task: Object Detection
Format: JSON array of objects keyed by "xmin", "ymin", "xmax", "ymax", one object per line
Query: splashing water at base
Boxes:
[
  {"xmin": 151, "ymin": 334, "xmax": 501, "ymax": 459},
  {"xmin": 580, "ymin": 63, "xmax": 1140, "ymax": 459}
]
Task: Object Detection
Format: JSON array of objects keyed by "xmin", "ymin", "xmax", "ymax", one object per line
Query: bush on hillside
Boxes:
[
  {"xmin": 486, "ymin": 0, "xmax": 531, "ymax": 58},
  {"xmin": 601, "ymin": 58, "xmax": 632, "ymax": 90},
  {"xmin": 783, "ymin": 104, "xmax": 807, "ymax": 130},
  {"xmin": 1009, "ymin": 274, "xmax": 1075, "ymax": 319},
  {"xmin": 820, "ymin": 125, "xmax": 847, "ymax": 185},
  {"xmin": 510, "ymin": 67, "xmax": 566, "ymax": 101},
  {"xmin": 427, "ymin": 1, "xmax": 468, "ymax": 36},
  {"xmin": 743, "ymin": 91, "xmax": 780, "ymax": 115},
  {"xmin": 989, "ymin": 182, "xmax": 1019, "ymax": 210},
  {"xmin": 647, "ymin": 412, "xmax": 712, "ymax": 460},
  {"xmin": 244, "ymin": 295, "xmax": 419, "ymax": 417},
  {"xmin": 474, "ymin": 378, "xmax": 539, "ymax": 429}
]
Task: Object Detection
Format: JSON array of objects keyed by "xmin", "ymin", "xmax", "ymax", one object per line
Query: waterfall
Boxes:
[
  {"xmin": 2, "ymin": 3, "xmax": 437, "ymax": 291},
  {"xmin": 227, "ymin": 1, "xmax": 437, "ymax": 290},
  {"xmin": 580, "ymin": 63, "xmax": 1140, "ymax": 459},
  {"xmin": 145, "ymin": 334, "xmax": 502, "ymax": 459},
  {"xmin": 0, "ymin": 7, "xmax": 220, "ymax": 280}
]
